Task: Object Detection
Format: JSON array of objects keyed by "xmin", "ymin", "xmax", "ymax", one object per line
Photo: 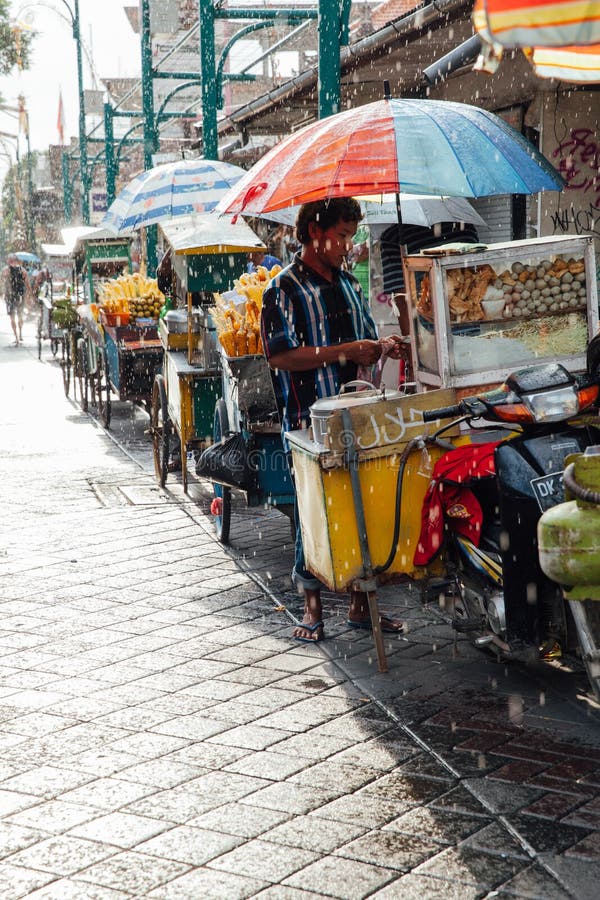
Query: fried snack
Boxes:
[
  {"xmin": 416, "ymin": 275, "xmax": 432, "ymax": 320},
  {"xmin": 211, "ymin": 292, "xmax": 263, "ymax": 358},
  {"xmin": 446, "ymin": 264, "xmax": 497, "ymax": 323},
  {"xmin": 499, "ymin": 269, "xmax": 516, "ymax": 286}
]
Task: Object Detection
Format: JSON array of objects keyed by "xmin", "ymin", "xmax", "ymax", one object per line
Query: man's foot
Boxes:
[
  {"xmin": 347, "ymin": 615, "xmax": 405, "ymax": 634},
  {"xmin": 293, "ymin": 588, "xmax": 323, "ymax": 642},
  {"xmin": 293, "ymin": 620, "xmax": 324, "ymax": 643},
  {"xmin": 348, "ymin": 590, "xmax": 405, "ymax": 634}
]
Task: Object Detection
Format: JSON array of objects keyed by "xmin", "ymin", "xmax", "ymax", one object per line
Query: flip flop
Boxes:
[
  {"xmin": 347, "ymin": 616, "xmax": 405, "ymax": 634},
  {"xmin": 293, "ymin": 620, "xmax": 325, "ymax": 643}
]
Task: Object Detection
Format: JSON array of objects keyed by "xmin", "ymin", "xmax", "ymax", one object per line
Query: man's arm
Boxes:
[{"xmin": 269, "ymin": 340, "xmax": 382, "ymax": 373}]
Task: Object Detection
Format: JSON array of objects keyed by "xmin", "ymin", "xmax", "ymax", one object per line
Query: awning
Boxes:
[
  {"xmin": 479, "ymin": 0, "xmax": 600, "ymax": 48},
  {"xmin": 160, "ymin": 213, "xmax": 265, "ymax": 256},
  {"xmin": 473, "ymin": 0, "xmax": 600, "ymax": 82},
  {"xmin": 41, "ymin": 243, "xmax": 72, "ymax": 258}
]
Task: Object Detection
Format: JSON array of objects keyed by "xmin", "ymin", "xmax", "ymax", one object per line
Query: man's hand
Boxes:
[
  {"xmin": 379, "ymin": 334, "xmax": 410, "ymax": 360},
  {"xmin": 347, "ymin": 340, "xmax": 382, "ymax": 366}
]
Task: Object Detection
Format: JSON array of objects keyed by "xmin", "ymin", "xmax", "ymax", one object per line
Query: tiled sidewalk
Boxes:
[{"xmin": 0, "ymin": 320, "xmax": 599, "ymax": 899}]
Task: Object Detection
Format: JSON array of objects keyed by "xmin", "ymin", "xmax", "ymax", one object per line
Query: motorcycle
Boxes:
[{"xmin": 413, "ymin": 342, "xmax": 600, "ymax": 697}]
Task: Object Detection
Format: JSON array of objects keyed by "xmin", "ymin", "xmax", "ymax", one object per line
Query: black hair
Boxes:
[{"xmin": 295, "ymin": 198, "xmax": 363, "ymax": 245}]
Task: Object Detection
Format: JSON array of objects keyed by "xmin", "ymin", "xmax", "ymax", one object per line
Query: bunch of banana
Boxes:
[
  {"xmin": 211, "ymin": 294, "xmax": 263, "ymax": 358},
  {"xmin": 233, "ymin": 264, "xmax": 281, "ymax": 308},
  {"xmin": 98, "ymin": 273, "xmax": 165, "ymax": 322}
]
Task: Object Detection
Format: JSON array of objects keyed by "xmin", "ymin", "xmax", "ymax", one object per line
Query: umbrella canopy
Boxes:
[
  {"xmin": 160, "ymin": 213, "xmax": 265, "ymax": 256},
  {"xmin": 217, "ymin": 98, "xmax": 564, "ymax": 218},
  {"xmin": 14, "ymin": 251, "xmax": 41, "ymax": 264},
  {"xmin": 260, "ymin": 195, "xmax": 487, "ymax": 229},
  {"xmin": 103, "ymin": 159, "xmax": 247, "ymax": 234},
  {"xmin": 473, "ymin": 1, "xmax": 600, "ymax": 83}
]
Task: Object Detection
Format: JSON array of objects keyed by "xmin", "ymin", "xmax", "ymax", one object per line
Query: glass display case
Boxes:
[{"xmin": 403, "ymin": 235, "xmax": 598, "ymax": 389}]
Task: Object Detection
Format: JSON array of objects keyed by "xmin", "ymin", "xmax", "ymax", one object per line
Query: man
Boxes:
[
  {"xmin": 2, "ymin": 255, "xmax": 29, "ymax": 346},
  {"xmin": 247, "ymin": 248, "xmax": 282, "ymax": 274},
  {"xmin": 261, "ymin": 198, "xmax": 405, "ymax": 643}
]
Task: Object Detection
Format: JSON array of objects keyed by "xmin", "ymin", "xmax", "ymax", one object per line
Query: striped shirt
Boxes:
[{"xmin": 261, "ymin": 254, "xmax": 377, "ymax": 434}]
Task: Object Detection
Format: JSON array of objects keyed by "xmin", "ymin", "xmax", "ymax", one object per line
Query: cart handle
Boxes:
[{"xmin": 338, "ymin": 379, "xmax": 382, "ymax": 396}]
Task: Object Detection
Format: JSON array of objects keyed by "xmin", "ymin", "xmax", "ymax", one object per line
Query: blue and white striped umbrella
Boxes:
[{"xmin": 103, "ymin": 159, "xmax": 247, "ymax": 234}]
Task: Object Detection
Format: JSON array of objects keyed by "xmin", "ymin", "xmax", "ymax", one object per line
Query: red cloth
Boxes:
[{"xmin": 413, "ymin": 441, "xmax": 500, "ymax": 566}]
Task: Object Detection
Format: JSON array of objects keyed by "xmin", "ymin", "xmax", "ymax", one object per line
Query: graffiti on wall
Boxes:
[{"xmin": 550, "ymin": 128, "xmax": 600, "ymax": 237}]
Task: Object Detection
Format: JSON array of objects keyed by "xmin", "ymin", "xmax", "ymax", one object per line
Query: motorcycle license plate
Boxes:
[{"xmin": 530, "ymin": 471, "xmax": 565, "ymax": 512}]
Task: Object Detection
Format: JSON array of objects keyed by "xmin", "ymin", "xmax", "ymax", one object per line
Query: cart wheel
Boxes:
[
  {"xmin": 151, "ymin": 374, "xmax": 171, "ymax": 487},
  {"xmin": 76, "ymin": 337, "xmax": 89, "ymax": 412},
  {"xmin": 61, "ymin": 336, "xmax": 71, "ymax": 397},
  {"xmin": 212, "ymin": 399, "xmax": 232, "ymax": 544},
  {"xmin": 96, "ymin": 348, "xmax": 111, "ymax": 429}
]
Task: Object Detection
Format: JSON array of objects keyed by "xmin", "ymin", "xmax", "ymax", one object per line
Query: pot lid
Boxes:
[{"xmin": 310, "ymin": 385, "xmax": 403, "ymax": 416}]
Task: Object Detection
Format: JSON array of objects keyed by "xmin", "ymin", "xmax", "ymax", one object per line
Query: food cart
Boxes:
[
  {"xmin": 38, "ymin": 240, "xmax": 81, "ymax": 396},
  {"xmin": 288, "ymin": 235, "xmax": 599, "ymax": 673},
  {"xmin": 152, "ymin": 214, "xmax": 266, "ymax": 494},
  {"xmin": 73, "ymin": 229, "xmax": 162, "ymax": 428},
  {"xmin": 403, "ymin": 234, "xmax": 598, "ymax": 392},
  {"xmin": 208, "ymin": 349, "xmax": 296, "ymax": 544}
]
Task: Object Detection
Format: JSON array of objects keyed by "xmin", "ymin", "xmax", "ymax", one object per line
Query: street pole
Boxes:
[
  {"xmin": 140, "ymin": 0, "xmax": 157, "ymax": 274},
  {"xmin": 318, "ymin": 0, "xmax": 341, "ymax": 118},
  {"xmin": 104, "ymin": 103, "xmax": 116, "ymax": 208},
  {"xmin": 69, "ymin": 0, "xmax": 89, "ymax": 223},
  {"xmin": 25, "ymin": 125, "xmax": 34, "ymax": 248},
  {"xmin": 198, "ymin": 0, "xmax": 218, "ymax": 160},
  {"xmin": 62, "ymin": 151, "xmax": 72, "ymax": 223}
]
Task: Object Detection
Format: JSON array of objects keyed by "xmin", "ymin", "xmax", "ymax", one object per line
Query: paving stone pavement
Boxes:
[{"xmin": 1, "ymin": 316, "xmax": 600, "ymax": 899}]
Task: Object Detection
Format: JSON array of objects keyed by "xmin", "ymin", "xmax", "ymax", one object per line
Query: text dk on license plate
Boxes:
[{"xmin": 530, "ymin": 471, "xmax": 565, "ymax": 512}]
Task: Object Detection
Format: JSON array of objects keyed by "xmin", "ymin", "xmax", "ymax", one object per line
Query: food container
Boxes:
[
  {"xmin": 404, "ymin": 235, "xmax": 598, "ymax": 391},
  {"xmin": 99, "ymin": 310, "xmax": 130, "ymax": 327},
  {"xmin": 310, "ymin": 381, "xmax": 404, "ymax": 447},
  {"xmin": 164, "ymin": 309, "xmax": 192, "ymax": 333},
  {"xmin": 192, "ymin": 309, "xmax": 220, "ymax": 370}
]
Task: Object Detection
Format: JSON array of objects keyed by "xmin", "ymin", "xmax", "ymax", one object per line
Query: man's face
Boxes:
[{"xmin": 310, "ymin": 218, "xmax": 357, "ymax": 269}]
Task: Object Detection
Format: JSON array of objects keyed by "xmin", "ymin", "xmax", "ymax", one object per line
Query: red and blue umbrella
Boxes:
[{"xmin": 217, "ymin": 97, "xmax": 564, "ymax": 218}]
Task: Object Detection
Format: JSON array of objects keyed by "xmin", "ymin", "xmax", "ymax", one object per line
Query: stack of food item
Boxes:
[
  {"xmin": 98, "ymin": 273, "xmax": 165, "ymax": 324},
  {"xmin": 416, "ymin": 255, "xmax": 586, "ymax": 324},
  {"xmin": 211, "ymin": 264, "xmax": 281, "ymax": 357}
]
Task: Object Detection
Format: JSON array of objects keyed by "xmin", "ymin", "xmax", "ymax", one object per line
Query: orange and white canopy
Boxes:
[
  {"xmin": 473, "ymin": 0, "xmax": 600, "ymax": 82},
  {"xmin": 479, "ymin": 0, "xmax": 600, "ymax": 48}
]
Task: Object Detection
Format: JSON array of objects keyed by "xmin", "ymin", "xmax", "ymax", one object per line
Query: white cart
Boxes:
[{"xmin": 403, "ymin": 235, "xmax": 598, "ymax": 392}]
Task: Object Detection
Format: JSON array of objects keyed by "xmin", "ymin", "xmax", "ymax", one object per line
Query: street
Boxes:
[{"xmin": 1, "ymin": 312, "xmax": 600, "ymax": 900}]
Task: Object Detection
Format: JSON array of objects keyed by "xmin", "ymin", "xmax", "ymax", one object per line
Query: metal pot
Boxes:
[{"xmin": 310, "ymin": 381, "xmax": 402, "ymax": 446}]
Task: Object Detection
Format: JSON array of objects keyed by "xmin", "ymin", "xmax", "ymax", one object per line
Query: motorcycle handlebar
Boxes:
[{"xmin": 422, "ymin": 403, "xmax": 464, "ymax": 423}]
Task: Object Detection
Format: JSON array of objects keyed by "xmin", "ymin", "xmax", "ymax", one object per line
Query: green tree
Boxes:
[{"xmin": 0, "ymin": 0, "xmax": 33, "ymax": 75}]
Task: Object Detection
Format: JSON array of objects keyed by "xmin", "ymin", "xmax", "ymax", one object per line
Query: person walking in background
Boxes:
[{"xmin": 2, "ymin": 255, "xmax": 29, "ymax": 346}]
